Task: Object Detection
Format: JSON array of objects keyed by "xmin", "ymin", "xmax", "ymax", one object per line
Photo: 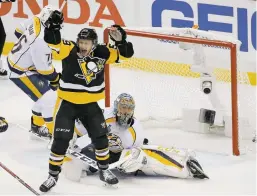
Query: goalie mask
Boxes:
[
  {"xmin": 77, "ymin": 28, "xmax": 98, "ymax": 57},
  {"xmin": 114, "ymin": 93, "xmax": 135, "ymax": 128}
]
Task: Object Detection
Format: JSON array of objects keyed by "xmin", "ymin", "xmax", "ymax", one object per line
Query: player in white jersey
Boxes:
[
  {"xmin": 7, "ymin": 5, "xmax": 64, "ymax": 138},
  {"xmin": 63, "ymin": 93, "xmax": 209, "ymax": 182}
]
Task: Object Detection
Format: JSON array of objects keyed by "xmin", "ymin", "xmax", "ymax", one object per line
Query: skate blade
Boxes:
[
  {"xmin": 103, "ymin": 182, "xmax": 118, "ymax": 189},
  {"xmin": 0, "ymin": 76, "xmax": 8, "ymax": 80},
  {"xmin": 29, "ymin": 131, "xmax": 50, "ymax": 142}
]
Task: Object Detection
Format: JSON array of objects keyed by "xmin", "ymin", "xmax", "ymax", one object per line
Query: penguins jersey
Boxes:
[
  {"xmin": 7, "ymin": 16, "xmax": 59, "ymax": 82},
  {"xmin": 75, "ymin": 107, "xmax": 145, "ymax": 153},
  {"xmin": 52, "ymin": 40, "xmax": 134, "ymax": 104}
]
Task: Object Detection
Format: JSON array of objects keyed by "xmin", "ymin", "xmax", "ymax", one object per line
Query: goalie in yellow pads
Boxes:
[{"xmin": 63, "ymin": 93, "xmax": 209, "ymax": 182}]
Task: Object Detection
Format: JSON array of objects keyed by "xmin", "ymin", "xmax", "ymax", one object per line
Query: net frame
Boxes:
[{"xmin": 103, "ymin": 28, "xmax": 240, "ymax": 156}]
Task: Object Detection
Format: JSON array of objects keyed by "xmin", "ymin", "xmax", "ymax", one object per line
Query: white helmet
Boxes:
[{"xmin": 38, "ymin": 5, "xmax": 60, "ymax": 27}]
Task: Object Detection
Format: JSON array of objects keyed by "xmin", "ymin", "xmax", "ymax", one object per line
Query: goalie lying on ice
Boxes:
[{"xmin": 63, "ymin": 93, "xmax": 209, "ymax": 181}]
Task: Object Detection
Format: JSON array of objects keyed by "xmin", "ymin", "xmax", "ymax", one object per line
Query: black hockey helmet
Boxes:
[{"xmin": 77, "ymin": 28, "xmax": 98, "ymax": 47}]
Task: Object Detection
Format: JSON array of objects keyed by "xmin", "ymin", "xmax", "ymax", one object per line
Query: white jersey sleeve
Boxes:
[{"xmin": 14, "ymin": 18, "xmax": 33, "ymax": 38}]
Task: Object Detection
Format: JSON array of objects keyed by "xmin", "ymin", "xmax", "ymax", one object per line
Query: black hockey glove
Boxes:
[
  {"xmin": 44, "ymin": 10, "xmax": 63, "ymax": 45},
  {"xmin": 109, "ymin": 25, "xmax": 127, "ymax": 45},
  {"xmin": 0, "ymin": 117, "xmax": 8, "ymax": 133},
  {"xmin": 49, "ymin": 73, "xmax": 61, "ymax": 91}
]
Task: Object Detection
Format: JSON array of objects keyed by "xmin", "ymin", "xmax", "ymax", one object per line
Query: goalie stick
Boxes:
[
  {"xmin": 60, "ymin": 0, "xmax": 67, "ymax": 11},
  {"xmin": 0, "ymin": 161, "xmax": 40, "ymax": 195}
]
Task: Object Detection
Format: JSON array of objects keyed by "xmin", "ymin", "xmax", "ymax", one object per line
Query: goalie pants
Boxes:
[
  {"xmin": 0, "ymin": 18, "xmax": 6, "ymax": 58},
  {"xmin": 49, "ymin": 99, "xmax": 110, "ymax": 177}
]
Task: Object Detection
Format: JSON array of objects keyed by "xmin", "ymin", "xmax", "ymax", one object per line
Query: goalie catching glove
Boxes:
[
  {"xmin": 118, "ymin": 148, "xmax": 147, "ymax": 173},
  {"xmin": 0, "ymin": 117, "xmax": 8, "ymax": 133}
]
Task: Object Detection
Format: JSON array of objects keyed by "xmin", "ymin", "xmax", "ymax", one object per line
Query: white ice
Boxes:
[{"xmin": 0, "ymin": 57, "xmax": 256, "ymax": 195}]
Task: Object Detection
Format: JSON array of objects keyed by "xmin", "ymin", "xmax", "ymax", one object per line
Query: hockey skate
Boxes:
[
  {"xmin": 39, "ymin": 175, "xmax": 58, "ymax": 193},
  {"xmin": 0, "ymin": 60, "xmax": 8, "ymax": 80},
  {"xmin": 30, "ymin": 117, "xmax": 51, "ymax": 141},
  {"xmin": 99, "ymin": 169, "xmax": 119, "ymax": 186},
  {"xmin": 0, "ymin": 67, "xmax": 8, "ymax": 79},
  {"xmin": 252, "ymin": 134, "xmax": 256, "ymax": 143},
  {"xmin": 187, "ymin": 157, "xmax": 209, "ymax": 179}
]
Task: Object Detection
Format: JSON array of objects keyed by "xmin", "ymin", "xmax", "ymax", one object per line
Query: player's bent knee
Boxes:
[{"xmin": 51, "ymin": 139, "xmax": 70, "ymax": 155}]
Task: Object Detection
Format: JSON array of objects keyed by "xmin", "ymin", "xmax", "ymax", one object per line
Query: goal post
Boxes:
[{"xmin": 104, "ymin": 27, "xmax": 242, "ymax": 156}]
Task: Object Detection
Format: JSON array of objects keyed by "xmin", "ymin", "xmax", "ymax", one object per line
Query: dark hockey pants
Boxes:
[{"xmin": 49, "ymin": 99, "xmax": 110, "ymax": 176}]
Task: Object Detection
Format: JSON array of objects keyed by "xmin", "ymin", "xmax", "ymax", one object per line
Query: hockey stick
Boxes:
[
  {"xmin": 67, "ymin": 148, "xmax": 132, "ymax": 170},
  {"xmin": 60, "ymin": 0, "xmax": 69, "ymax": 11},
  {"xmin": 0, "ymin": 161, "xmax": 40, "ymax": 195}
]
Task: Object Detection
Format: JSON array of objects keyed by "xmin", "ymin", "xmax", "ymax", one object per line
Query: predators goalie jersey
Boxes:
[{"xmin": 75, "ymin": 107, "xmax": 145, "ymax": 152}]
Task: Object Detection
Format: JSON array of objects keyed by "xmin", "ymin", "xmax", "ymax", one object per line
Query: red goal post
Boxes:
[{"xmin": 103, "ymin": 27, "xmax": 240, "ymax": 156}]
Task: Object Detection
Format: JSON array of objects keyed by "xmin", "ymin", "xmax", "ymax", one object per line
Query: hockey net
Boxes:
[{"xmin": 103, "ymin": 27, "xmax": 256, "ymax": 156}]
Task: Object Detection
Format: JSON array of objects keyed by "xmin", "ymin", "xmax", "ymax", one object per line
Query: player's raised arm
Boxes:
[{"xmin": 106, "ymin": 25, "xmax": 134, "ymax": 64}]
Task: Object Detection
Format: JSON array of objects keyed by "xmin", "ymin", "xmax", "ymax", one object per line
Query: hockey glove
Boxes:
[
  {"xmin": 50, "ymin": 73, "xmax": 61, "ymax": 91},
  {"xmin": 109, "ymin": 25, "xmax": 127, "ymax": 45},
  {"xmin": 0, "ymin": 117, "xmax": 8, "ymax": 133},
  {"xmin": 118, "ymin": 148, "xmax": 147, "ymax": 173}
]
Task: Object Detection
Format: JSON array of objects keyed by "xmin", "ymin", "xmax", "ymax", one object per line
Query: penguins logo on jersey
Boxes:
[{"xmin": 77, "ymin": 56, "xmax": 105, "ymax": 84}]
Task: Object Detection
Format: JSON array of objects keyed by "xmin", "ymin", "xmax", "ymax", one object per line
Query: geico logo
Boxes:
[
  {"xmin": 0, "ymin": 0, "xmax": 125, "ymax": 27},
  {"xmin": 152, "ymin": 0, "xmax": 256, "ymax": 52}
]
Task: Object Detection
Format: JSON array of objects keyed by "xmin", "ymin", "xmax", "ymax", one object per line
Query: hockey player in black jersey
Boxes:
[
  {"xmin": 39, "ymin": 25, "xmax": 134, "ymax": 192},
  {"xmin": 0, "ymin": 0, "xmax": 16, "ymax": 78}
]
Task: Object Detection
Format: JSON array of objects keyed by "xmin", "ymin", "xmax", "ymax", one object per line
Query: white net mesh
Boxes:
[{"xmin": 106, "ymin": 27, "xmax": 256, "ymax": 155}]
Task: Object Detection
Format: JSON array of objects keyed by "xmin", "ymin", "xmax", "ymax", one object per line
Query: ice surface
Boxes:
[{"xmin": 0, "ymin": 57, "xmax": 256, "ymax": 195}]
